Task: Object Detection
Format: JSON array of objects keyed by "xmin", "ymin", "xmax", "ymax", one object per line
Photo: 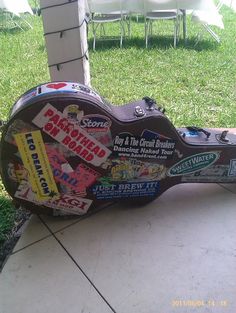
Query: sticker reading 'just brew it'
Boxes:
[
  {"xmin": 92, "ymin": 181, "xmax": 160, "ymax": 200},
  {"xmin": 168, "ymin": 152, "xmax": 220, "ymax": 177},
  {"xmin": 14, "ymin": 131, "xmax": 58, "ymax": 201},
  {"xmin": 33, "ymin": 104, "xmax": 111, "ymax": 167}
]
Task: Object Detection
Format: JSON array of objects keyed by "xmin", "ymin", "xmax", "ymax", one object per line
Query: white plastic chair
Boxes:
[
  {"xmin": 220, "ymin": 0, "xmax": 236, "ymax": 11},
  {"xmin": 191, "ymin": 1, "xmax": 224, "ymax": 45},
  {"xmin": 88, "ymin": 0, "xmax": 130, "ymax": 50},
  {"xmin": 143, "ymin": 0, "xmax": 182, "ymax": 48},
  {"xmin": 0, "ymin": 0, "xmax": 33, "ymax": 30}
]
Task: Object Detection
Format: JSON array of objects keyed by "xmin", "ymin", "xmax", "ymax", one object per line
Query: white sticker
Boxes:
[
  {"xmin": 32, "ymin": 103, "xmax": 111, "ymax": 167},
  {"xmin": 228, "ymin": 159, "xmax": 236, "ymax": 176}
]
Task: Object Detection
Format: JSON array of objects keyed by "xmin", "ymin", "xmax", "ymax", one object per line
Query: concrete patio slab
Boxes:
[
  {"xmin": 55, "ymin": 183, "xmax": 236, "ymax": 313},
  {"xmin": 39, "ymin": 214, "xmax": 82, "ymax": 233},
  {"xmin": 13, "ymin": 214, "xmax": 51, "ymax": 253},
  {"xmin": 0, "ymin": 236, "xmax": 114, "ymax": 313},
  {"xmin": 40, "ymin": 203, "xmax": 113, "ymax": 233},
  {"xmin": 219, "ymin": 183, "xmax": 236, "ymax": 194},
  {"xmin": 0, "ymin": 183, "xmax": 236, "ymax": 313}
]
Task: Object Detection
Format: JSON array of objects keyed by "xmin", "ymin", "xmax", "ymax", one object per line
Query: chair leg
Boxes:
[
  {"xmin": 101, "ymin": 23, "xmax": 106, "ymax": 36},
  {"xmin": 11, "ymin": 14, "xmax": 24, "ymax": 30},
  {"xmin": 145, "ymin": 18, "xmax": 148, "ymax": 48},
  {"xmin": 174, "ymin": 18, "xmax": 178, "ymax": 48},
  {"xmin": 195, "ymin": 23, "xmax": 220, "ymax": 46},
  {"xmin": 128, "ymin": 14, "xmax": 131, "ymax": 38},
  {"xmin": 150, "ymin": 21, "xmax": 153, "ymax": 37},
  {"xmin": 92, "ymin": 22, "xmax": 96, "ymax": 51},
  {"xmin": 177, "ymin": 14, "xmax": 181, "ymax": 42},
  {"xmin": 173, "ymin": 22, "xmax": 176, "ymax": 48},
  {"xmin": 20, "ymin": 15, "xmax": 33, "ymax": 29},
  {"xmin": 120, "ymin": 20, "xmax": 123, "ymax": 48},
  {"xmin": 194, "ymin": 31, "xmax": 203, "ymax": 47},
  {"xmin": 147, "ymin": 20, "xmax": 151, "ymax": 48},
  {"xmin": 203, "ymin": 24, "xmax": 220, "ymax": 43}
]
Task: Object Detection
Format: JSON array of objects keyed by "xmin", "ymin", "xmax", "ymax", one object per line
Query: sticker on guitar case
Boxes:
[
  {"xmin": 14, "ymin": 130, "xmax": 59, "ymax": 201},
  {"xmin": 5, "ymin": 120, "xmax": 37, "ymax": 145},
  {"xmin": 63, "ymin": 105, "xmax": 84, "ymax": 124},
  {"xmin": 15, "ymin": 182, "xmax": 92, "ymax": 215},
  {"xmin": 168, "ymin": 152, "xmax": 220, "ymax": 177},
  {"xmin": 46, "ymin": 145, "xmax": 101, "ymax": 193},
  {"xmin": 37, "ymin": 82, "xmax": 103, "ymax": 102},
  {"xmin": 80, "ymin": 114, "xmax": 113, "ymax": 147},
  {"xmin": 7, "ymin": 163, "xmax": 28, "ymax": 183},
  {"xmin": 228, "ymin": 159, "xmax": 236, "ymax": 176},
  {"xmin": 32, "ymin": 103, "xmax": 111, "ymax": 166},
  {"xmin": 92, "ymin": 181, "xmax": 160, "ymax": 200},
  {"xmin": 103, "ymin": 158, "xmax": 167, "ymax": 182},
  {"xmin": 113, "ymin": 130, "xmax": 176, "ymax": 160},
  {"xmin": 181, "ymin": 165, "xmax": 236, "ymax": 182}
]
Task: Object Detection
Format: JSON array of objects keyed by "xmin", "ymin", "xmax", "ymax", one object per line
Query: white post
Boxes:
[{"xmin": 39, "ymin": 0, "xmax": 90, "ymax": 86}]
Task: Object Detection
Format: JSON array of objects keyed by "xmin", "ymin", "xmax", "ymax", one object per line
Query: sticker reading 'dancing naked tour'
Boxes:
[
  {"xmin": 168, "ymin": 152, "xmax": 220, "ymax": 177},
  {"xmin": 14, "ymin": 131, "xmax": 59, "ymax": 201},
  {"xmin": 113, "ymin": 130, "xmax": 176, "ymax": 160},
  {"xmin": 15, "ymin": 182, "xmax": 92, "ymax": 215},
  {"xmin": 92, "ymin": 181, "xmax": 160, "ymax": 200},
  {"xmin": 32, "ymin": 103, "xmax": 111, "ymax": 167}
]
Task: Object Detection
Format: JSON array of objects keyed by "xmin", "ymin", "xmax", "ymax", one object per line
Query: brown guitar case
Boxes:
[{"xmin": 0, "ymin": 82, "xmax": 236, "ymax": 216}]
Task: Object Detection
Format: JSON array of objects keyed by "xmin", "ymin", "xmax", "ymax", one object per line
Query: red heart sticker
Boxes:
[{"xmin": 46, "ymin": 83, "xmax": 67, "ymax": 90}]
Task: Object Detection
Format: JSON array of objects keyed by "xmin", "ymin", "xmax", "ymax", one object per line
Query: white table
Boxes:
[
  {"xmin": 0, "ymin": 0, "xmax": 33, "ymax": 16},
  {"xmin": 221, "ymin": 0, "xmax": 236, "ymax": 11},
  {"xmin": 86, "ymin": 0, "xmax": 223, "ymax": 43}
]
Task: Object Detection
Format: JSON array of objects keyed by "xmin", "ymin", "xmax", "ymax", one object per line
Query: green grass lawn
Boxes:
[{"xmin": 0, "ymin": 6, "xmax": 236, "ymax": 248}]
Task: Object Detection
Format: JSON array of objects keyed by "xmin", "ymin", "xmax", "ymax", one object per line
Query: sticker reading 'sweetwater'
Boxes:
[{"xmin": 32, "ymin": 104, "xmax": 111, "ymax": 167}]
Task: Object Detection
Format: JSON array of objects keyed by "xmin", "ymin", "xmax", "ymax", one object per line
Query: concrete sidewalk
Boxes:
[{"xmin": 0, "ymin": 183, "xmax": 236, "ymax": 313}]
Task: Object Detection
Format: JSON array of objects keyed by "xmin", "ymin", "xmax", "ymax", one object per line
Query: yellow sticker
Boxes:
[{"xmin": 14, "ymin": 130, "xmax": 58, "ymax": 201}]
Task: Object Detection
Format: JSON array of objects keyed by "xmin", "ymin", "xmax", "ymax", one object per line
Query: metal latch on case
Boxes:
[
  {"xmin": 134, "ymin": 106, "xmax": 145, "ymax": 117},
  {"xmin": 216, "ymin": 130, "xmax": 230, "ymax": 144}
]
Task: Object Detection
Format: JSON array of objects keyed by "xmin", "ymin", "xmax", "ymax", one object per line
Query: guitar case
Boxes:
[{"xmin": 0, "ymin": 82, "xmax": 236, "ymax": 216}]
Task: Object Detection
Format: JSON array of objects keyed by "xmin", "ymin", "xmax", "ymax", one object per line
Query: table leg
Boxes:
[{"xmin": 182, "ymin": 9, "xmax": 187, "ymax": 45}]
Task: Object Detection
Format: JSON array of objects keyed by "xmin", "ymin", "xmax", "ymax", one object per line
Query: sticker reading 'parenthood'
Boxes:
[
  {"xmin": 32, "ymin": 103, "xmax": 111, "ymax": 166},
  {"xmin": 14, "ymin": 131, "xmax": 58, "ymax": 201},
  {"xmin": 92, "ymin": 181, "xmax": 160, "ymax": 200}
]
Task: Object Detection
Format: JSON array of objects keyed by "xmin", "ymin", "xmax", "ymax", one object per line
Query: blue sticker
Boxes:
[
  {"xmin": 184, "ymin": 131, "xmax": 199, "ymax": 137},
  {"xmin": 91, "ymin": 181, "xmax": 160, "ymax": 200}
]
